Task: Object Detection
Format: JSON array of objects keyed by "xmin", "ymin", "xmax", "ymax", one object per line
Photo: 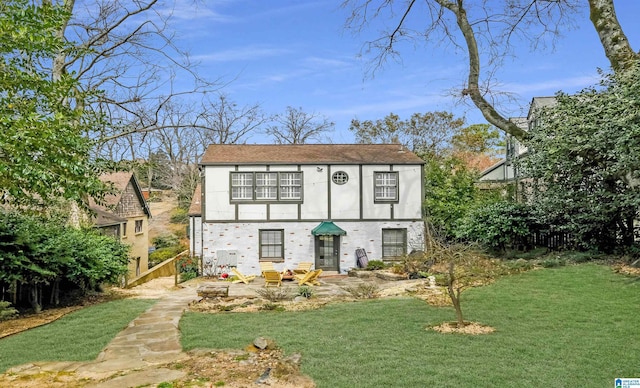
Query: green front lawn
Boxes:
[
  {"xmin": 180, "ymin": 264, "xmax": 640, "ymax": 387},
  {"xmin": 0, "ymin": 298, "xmax": 156, "ymax": 373}
]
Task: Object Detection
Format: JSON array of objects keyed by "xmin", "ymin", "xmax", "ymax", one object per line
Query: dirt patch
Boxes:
[
  {"xmin": 175, "ymin": 347, "xmax": 316, "ymax": 388},
  {"xmin": 613, "ymin": 264, "xmax": 640, "ymax": 277},
  {"xmin": 430, "ymin": 321, "xmax": 496, "ymax": 335},
  {"xmin": 148, "ymin": 197, "xmax": 185, "ymax": 240}
]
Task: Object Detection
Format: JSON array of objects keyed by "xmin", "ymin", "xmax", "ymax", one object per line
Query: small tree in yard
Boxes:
[{"xmin": 428, "ymin": 233, "xmax": 502, "ymax": 328}]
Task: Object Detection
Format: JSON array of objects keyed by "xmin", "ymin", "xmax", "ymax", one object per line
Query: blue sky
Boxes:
[{"xmin": 167, "ymin": 1, "xmax": 640, "ymax": 144}]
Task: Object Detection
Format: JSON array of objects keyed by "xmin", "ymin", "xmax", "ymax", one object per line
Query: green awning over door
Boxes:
[{"xmin": 311, "ymin": 221, "xmax": 347, "ymax": 236}]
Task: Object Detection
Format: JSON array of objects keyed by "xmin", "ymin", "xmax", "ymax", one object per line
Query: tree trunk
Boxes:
[
  {"xmin": 50, "ymin": 279, "xmax": 60, "ymax": 306},
  {"xmin": 588, "ymin": 0, "xmax": 639, "ymax": 73},
  {"xmin": 29, "ymin": 284, "xmax": 42, "ymax": 314},
  {"xmin": 446, "ymin": 261, "xmax": 465, "ymax": 328}
]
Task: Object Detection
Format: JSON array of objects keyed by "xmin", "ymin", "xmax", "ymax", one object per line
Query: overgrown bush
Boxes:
[
  {"xmin": 342, "ymin": 283, "xmax": 380, "ymax": 299},
  {"xmin": 456, "ymin": 201, "xmax": 534, "ymax": 252},
  {"xmin": 255, "ymin": 287, "xmax": 291, "ymax": 302},
  {"xmin": 297, "ymin": 286, "xmax": 314, "ymax": 299},
  {"xmin": 152, "ymin": 234, "xmax": 180, "ymax": 249},
  {"xmin": 149, "ymin": 246, "xmax": 186, "ymax": 268},
  {"xmin": 0, "ymin": 210, "xmax": 129, "ymax": 312},
  {"xmin": 170, "ymin": 208, "xmax": 188, "ymax": 224},
  {"xmin": 400, "ymin": 252, "xmax": 434, "ymax": 278},
  {"xmin": 366, "ymin": 260, "xmax": 386, "ymax": 270},
  {"xmin": 0, "ymin": 301, "xmax": 18, "ymax": 321},
  {"xmin": 433, "ymin": 274, "xmax": 448, "ymax": 286},
  {"xmin": 177, "ymin": 256, "xmax": 199, "ymax": 283}
]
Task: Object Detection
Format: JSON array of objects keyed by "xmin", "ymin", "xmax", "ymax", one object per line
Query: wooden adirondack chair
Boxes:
[
  {"xmin": 263, "ymin": 270, "xmax": 282, "ymax": 287},
  {"xmin": 295, "ymin": 269, "xmax": 323, "ymax": 286},
  {"xmin": 293, "ymin": 262, "xmax": 313, "ymax": 275},
  {"xmin": 231, "ymin": 268, "xmax": 256, "ymax": 284},
  {"xmin": 260, "ymin": 261, "xmax": 276, "ymax": 276}
]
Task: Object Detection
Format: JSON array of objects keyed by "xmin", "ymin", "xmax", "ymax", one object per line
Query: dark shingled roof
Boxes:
[
  {"xmin": 200, "ymin": 144, "xmax": 425, "ymax": 165},
  {"xmin": 89, "ymin": 172, "xmax": 151, "ymax": 225}
]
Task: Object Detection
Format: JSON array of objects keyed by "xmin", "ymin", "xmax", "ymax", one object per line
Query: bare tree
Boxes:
[
  {"xmin": 127, "ymin": 94, "xmax": 266, "ymax": 208},
  {"xmin": 342, "ymin": 0, "xmax": 638, "ymax": 141},
  {"xmin": 195, "ymin": 94, "xmax": 268, "ymax": 146},
  {"xmin": 266, "ymin": 106, "xmax": 335, "ymax": 144},
  {"xmin": 46, "ymin": 0, "xmax": 220, "ymax": 148}
]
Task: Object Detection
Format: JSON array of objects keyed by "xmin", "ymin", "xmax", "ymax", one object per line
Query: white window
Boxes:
[
  {"xmin": 255, "ymin": 172, "xmax": 278, "ymax": 200},
  {"xmin": 231, "ymin": 172, "xmax": 253, "ymax": 200},
  {"xmin": 374, "ymin": 172, "xmax": 398, "ymax": 202},
  {"xmin": 279, "ymin": 172, "xmax": 302, "ymax": 200},
  {"xmin": 135, "ymin": 219, "xmax": 143, "ymax": 234},
  {"xmin": 230, "ymin": 171, "xmax": 303, "ymax": 202}
]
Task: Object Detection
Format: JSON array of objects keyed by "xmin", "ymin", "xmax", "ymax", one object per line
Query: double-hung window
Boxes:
[
  {"xmin": 374, "ymin": 171, "xmax": 398, "ymax": 202},
  {"xmin": 259, "ymin": 229, "xmax": 284, "ymax": 261},
  {"xmin": 231, "ymin": 172, "xmax": 253, "ymax": 200},
  {"xmin": 382, "ymin": 228, "xmax": 407, "ymax": 258},
  {"xmin": 230, "ymin": 171, "xmax": 302, "ymax": 202},
  {"xmin": 255, "ymin": 172, "xmax": 278, "ymax": 200},
  {"xmin": 279, "ymin": 172, "xmax": 302, "ymax": 200}
]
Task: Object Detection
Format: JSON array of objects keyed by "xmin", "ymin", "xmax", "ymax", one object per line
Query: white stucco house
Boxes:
[
  {"xmin": 188, "ymin": 144, "xmax": 426, "ymax": 276},
  {"xmin": 479, "ymin": 97, "xmax": 557, "ymax": 190}
]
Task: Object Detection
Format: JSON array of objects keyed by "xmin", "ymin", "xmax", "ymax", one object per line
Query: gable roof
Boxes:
[
  {"xmin": 188, "ymin": 183, "xmax": 201, "ymax": 216},
  {"xmin": 527, "ymin": 96, "xmax": 557, "ymax": 120},
  {"xmin": 200, "ymin": 144, "xmax": 425, "ymax": 165},
  {"xmin": 90, "ymin": 171, "xmax": 151, "ymax": 218},
  {"xmin": 92, "ymin": 207, "xmax": 127, "ymax": 227}
]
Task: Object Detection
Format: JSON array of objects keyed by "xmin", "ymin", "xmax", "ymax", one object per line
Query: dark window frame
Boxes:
[
  {"xmin": 259, "ymin": 229, "xmax": 285, "ymax": 262},
  {"xmin": 382, "ymin": 228, "xmax": 407, "ymax": 259},
  {"xmin": 230, "ymin": 171, "xmax": 303, "ymax": 203},
  {"xmin": 374, "ymin": 171, "xmax": 399, "ymax": 203}
]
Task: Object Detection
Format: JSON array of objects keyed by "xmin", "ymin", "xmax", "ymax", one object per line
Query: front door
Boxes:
[{"xmin": 315, "ymin": 235, "xmax": 340, "ymax": 272}]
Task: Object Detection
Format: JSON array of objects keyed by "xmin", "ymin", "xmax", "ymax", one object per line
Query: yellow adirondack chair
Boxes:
[
  {"xmin": 231, "ymin": 268, "xmax": 256, "ymax": 284},
  {"xmin": 263, "ymin": 270, "xmax": 282, "ymax": 287},
  {"xmin": 260, "ymin": 261, "xmax": 276, "ymax": 276},
  {"xmin": 294, "ymin": 269, "xmax": 323, "ymax": 286},
  {"xmin": 293, "ymin": 262, "xmax": 313, "ymax": 275}
]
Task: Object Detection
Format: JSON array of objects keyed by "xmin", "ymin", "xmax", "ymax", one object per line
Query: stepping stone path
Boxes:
[{"xmin": 5, "ymin": 285, "xmax": 200, "ymax": 387}]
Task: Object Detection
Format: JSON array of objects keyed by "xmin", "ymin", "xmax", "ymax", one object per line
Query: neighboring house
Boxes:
[
  {"xmin": 188, "ymin": 182, "xmax": 202, "ymax": 259},
  {"xmin": 479, "ymin": 97, "xmax": 556, "ymax": 189},
  {"xmin": 91, "ymin": 172, "xmax": 152, "ymax": 279},
  {"xmin": 478, "ymin": 117, "xmax": 528, "ymax": 185},
  {"xmin": 189, "ymin": 144, "xmax": 426, "ymax": 276}
]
